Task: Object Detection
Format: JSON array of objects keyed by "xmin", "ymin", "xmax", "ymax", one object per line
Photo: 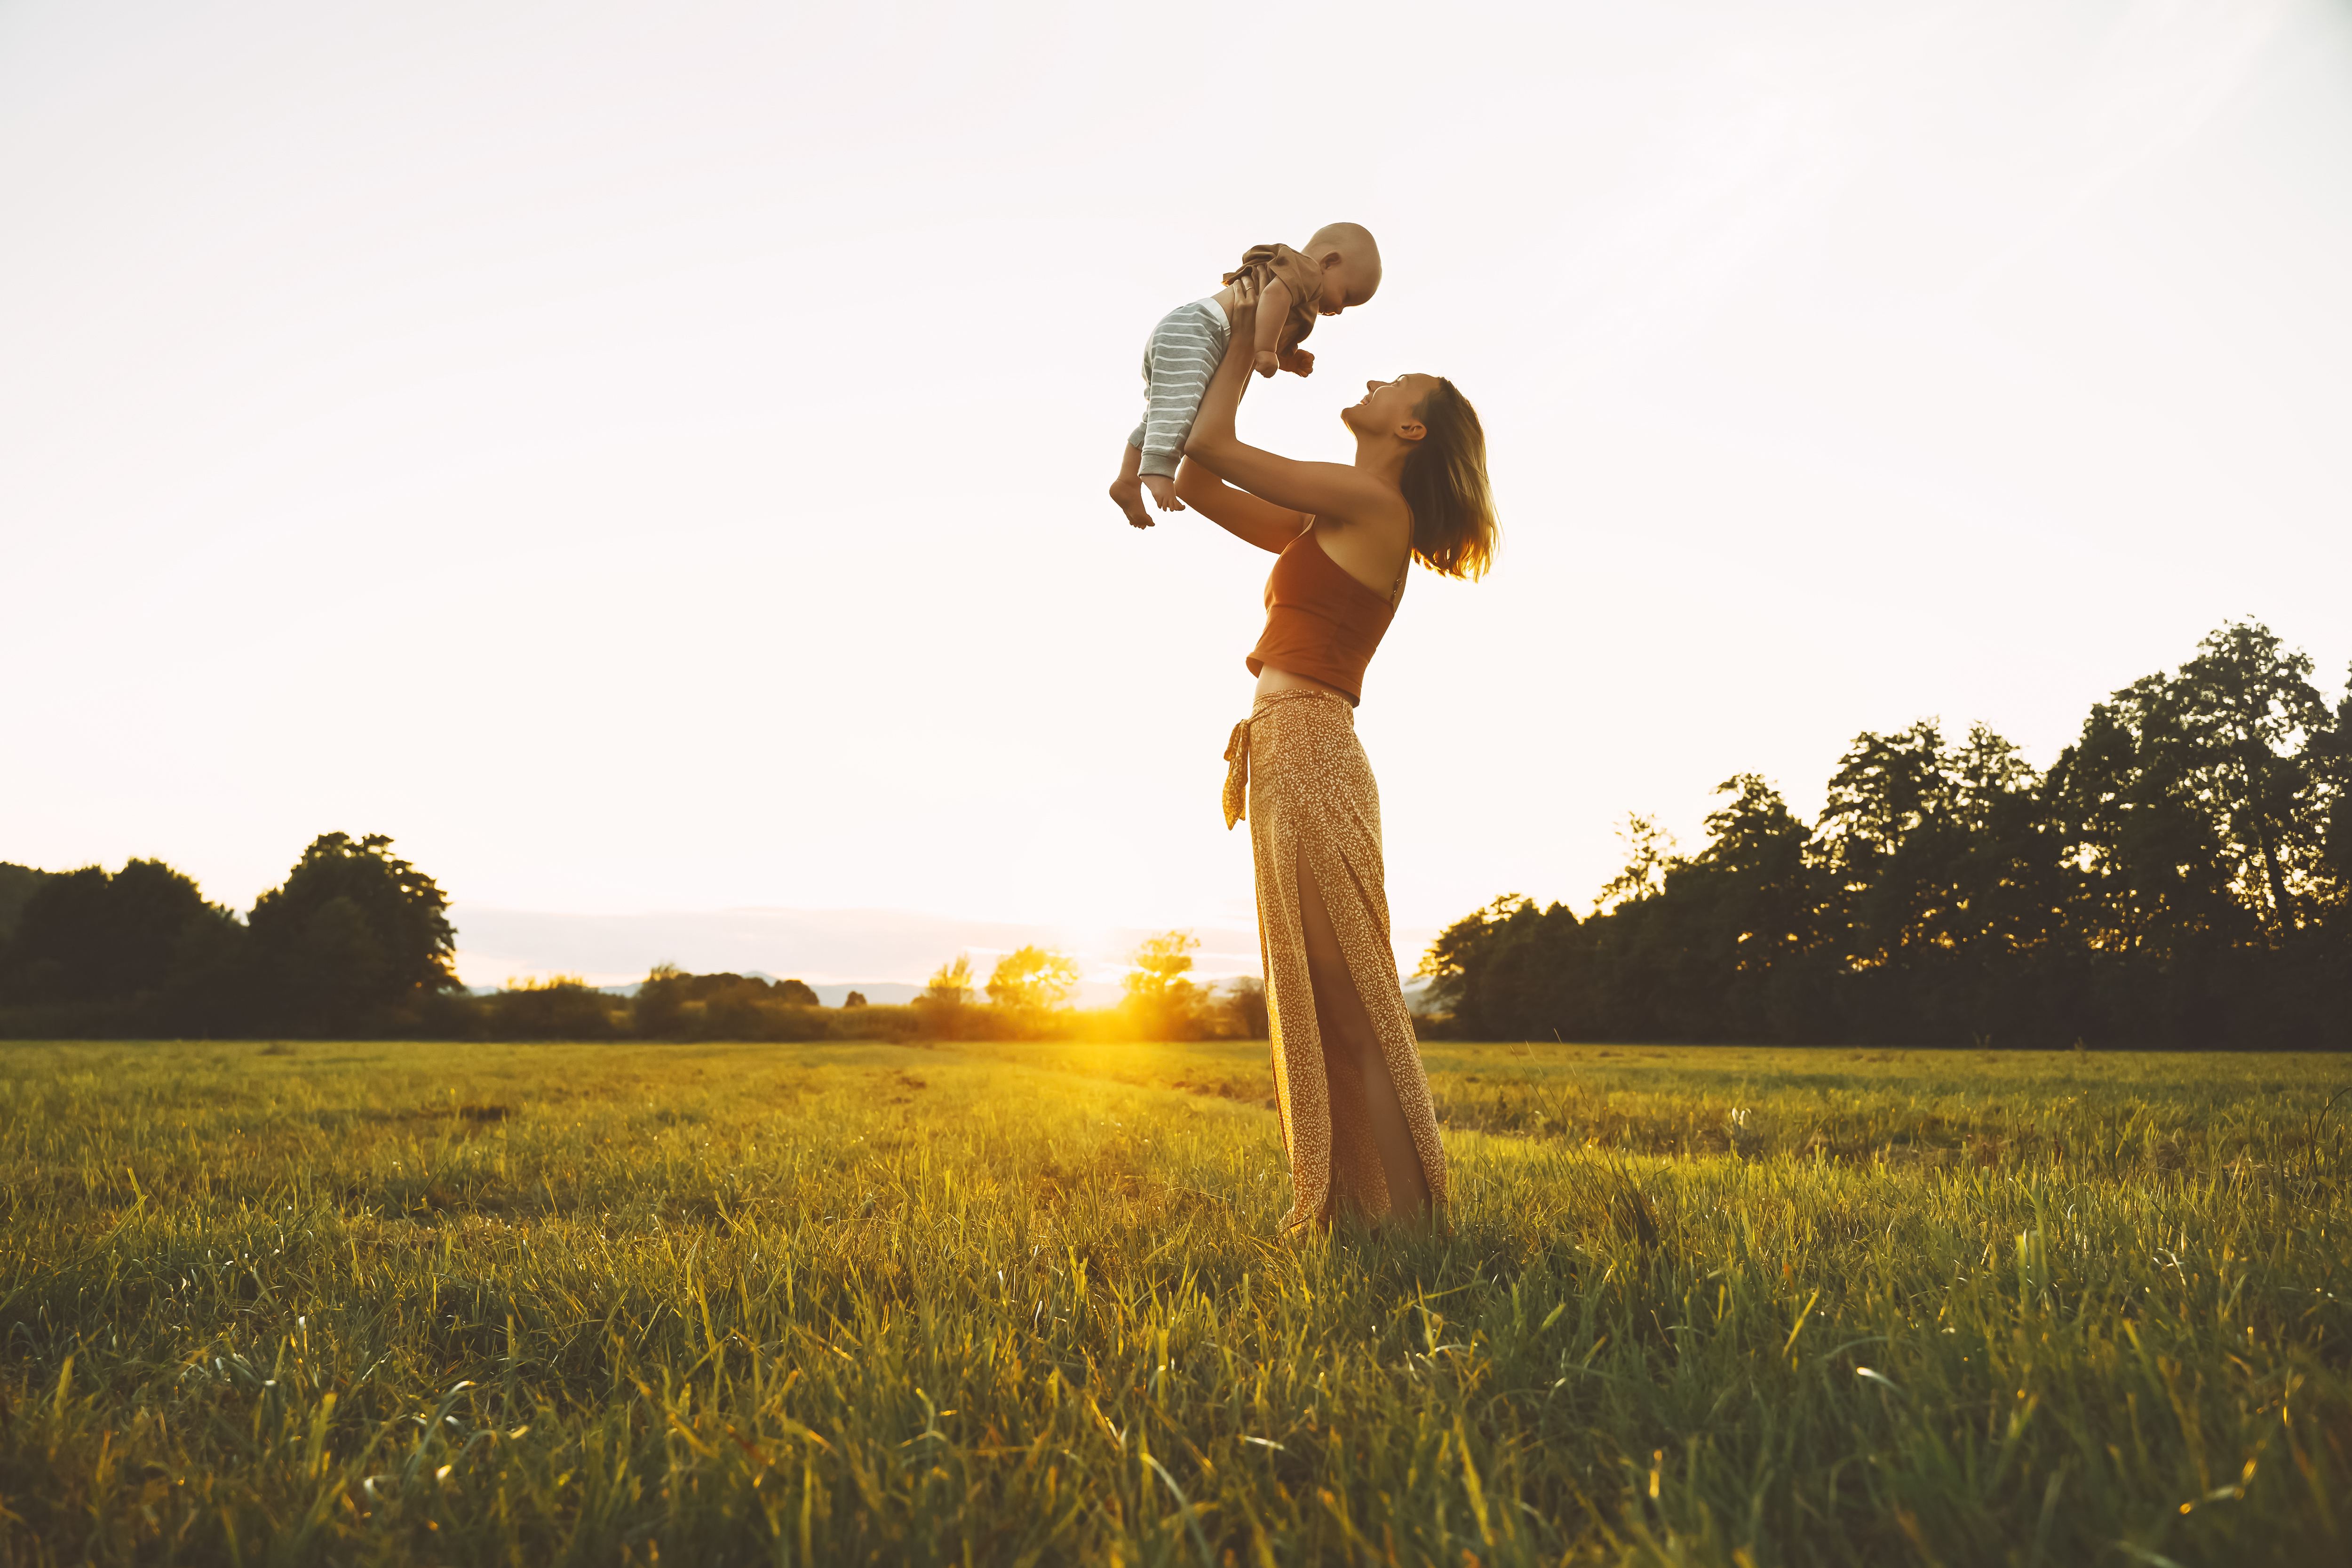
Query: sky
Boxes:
[{"xmin": 5, "ymin": 0, "xmax": 2349, "ymax": 991}]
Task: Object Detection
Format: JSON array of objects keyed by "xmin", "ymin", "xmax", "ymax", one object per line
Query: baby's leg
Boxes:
[
  {"xmin": 1140, "ymin": 469, "xmax": 1183, "ymax": 513},
  {"xmin": 1123, "ymin": 301, "xmax": 1226, "ymax": 517},
  {"xmin": 1109, "ymin": 440, "xmax": 1154, "ymax": 530}
]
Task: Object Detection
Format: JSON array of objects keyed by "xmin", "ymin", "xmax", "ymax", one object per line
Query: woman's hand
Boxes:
[
  {"xmin": 1189, "ymin": 267, "xmax": 1392, "ymax": 529},
  {"xmin": 1227, "ymin": 271, "xmax": 1259, "ymax": 339},
  {"xmin": 1185, "ymin": 275, "xmax": 1409, "ymax": 532}
]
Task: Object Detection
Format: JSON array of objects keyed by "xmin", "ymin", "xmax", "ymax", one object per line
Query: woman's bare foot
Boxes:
[
  {"xmin": 1142, "ymin": 473, "xmax": 1184, "ymax": 515},
  {"xmin": 1109, "ymin": 474, "xmax": 1154, "ymax": 529}
]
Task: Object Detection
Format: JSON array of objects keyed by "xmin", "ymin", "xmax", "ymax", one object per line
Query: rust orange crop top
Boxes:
[{"xmin": 1245, "ymin": 531, "xmax": 1400, "ymax": 706}]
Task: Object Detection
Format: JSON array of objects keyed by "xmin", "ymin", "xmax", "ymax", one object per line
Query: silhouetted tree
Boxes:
[
  {"xmin": 155, "ymin": 907, "xmax": 262, "ymax": 1036},
  {"xmin": 1649, "ymin": 774, "xmax": 1827, "ymax": 1040},
  {"xmin": 912, "ymin": 954, "xmax": 977, "ymax": 1038},
  {"xmin": 986, "ymin": 945, "xmax": 1080, "ymax": 1031},
  {"xmin": 1, "ymin": 859, "xmax": 213, "ymax": 1004},
  {"xmin": 1221, "ymin": 974, "xmax": 1270, "ymax": 1039},
  {"xmin": 1591, "ymin": 814, "xmax": 1677, "ymax": 914},
  {"xmin": 1808, "ymin": 720, "xmax": 2059, "ymax": 1041},
  {"xmin": 2172, "ymin": 622, "xmax": 2335, "ymax": 930},
  {"xmin": 1122, "ymin": 931, "xmax": 1204, "ymax": 1039},
  {"xmin": 2319, "ymin": 671, "xmax": 2352, "ymax": 899},
  {"xmin": 1422, "ymin": 620, "xmax": 2352, "ymax": 1050},
  {"xmin": 247, "ymin": 833, "xmax": 457, "ymax": 1033},
  {"xmin": 633, "ymin": 963, "xmax": 687, "ymax": 1036},
  {"xmin": 0, "ymin": 863, "xmax": 50, "ymax": 944},
  {"xmin": 1419, "ymin": 894, "xmax": 1565, "ymax": 1041}
]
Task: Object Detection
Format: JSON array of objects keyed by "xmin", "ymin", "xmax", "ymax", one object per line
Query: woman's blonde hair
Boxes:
[{"xmin": 1400, "ymin": 378, "xmax": 1496, "ymax": 579}]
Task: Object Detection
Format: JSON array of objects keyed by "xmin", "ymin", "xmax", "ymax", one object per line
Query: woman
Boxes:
[{"xmin": 1176, "ymin": 276, "xmax": 1497, "ymax": 1232}]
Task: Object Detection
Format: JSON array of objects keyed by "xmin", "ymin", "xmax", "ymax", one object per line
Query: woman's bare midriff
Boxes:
[{"xmin": 1254, "ymin": 664, "xmax": 1351, "ymax": 704}]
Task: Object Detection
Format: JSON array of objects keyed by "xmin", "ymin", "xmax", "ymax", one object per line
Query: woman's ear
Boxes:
[{"xmin": 1397, "ymin": 418, "xmax": 1427, "ymax": 443}]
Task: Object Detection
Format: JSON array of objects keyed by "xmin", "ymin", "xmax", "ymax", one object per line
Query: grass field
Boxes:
[{"xmin": 0, "ymin": 1038, "xmax": 2345, "ymax": 1566}]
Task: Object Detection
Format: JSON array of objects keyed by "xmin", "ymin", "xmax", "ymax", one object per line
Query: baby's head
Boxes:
[{"xmin": 1306, "ymin": 222, "xmax": 1381, "ymax": 316}]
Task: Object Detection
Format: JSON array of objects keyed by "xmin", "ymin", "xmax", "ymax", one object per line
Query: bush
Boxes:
[
  {"xmin": 1220, "ymin": 976, "xmax": 1269, "ymax": 1040},
  {"xmin": 486, "ymin": 977, "xmax": 623, "ymax": 1041}
]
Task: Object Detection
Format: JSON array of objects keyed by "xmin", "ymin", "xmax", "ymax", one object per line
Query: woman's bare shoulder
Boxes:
[{"xmin": 1311, "ymin": 501, "xmax": 1412, "ymax": 597}]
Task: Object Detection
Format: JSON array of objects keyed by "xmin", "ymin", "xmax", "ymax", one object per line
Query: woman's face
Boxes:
[{"xmin": 1342, "ymin": 374, "xmax": 1436, "ymax": 439}]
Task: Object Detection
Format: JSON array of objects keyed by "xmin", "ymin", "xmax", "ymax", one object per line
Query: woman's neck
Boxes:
[{"xmin": 1350, "ymin": 433, "xmax": 1413, "ymax": 485}]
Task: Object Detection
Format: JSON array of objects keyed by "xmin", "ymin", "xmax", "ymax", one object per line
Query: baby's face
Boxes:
[{"xmin": 1318, "ymin": 248, "xmax": 1380, "ymax": 316}]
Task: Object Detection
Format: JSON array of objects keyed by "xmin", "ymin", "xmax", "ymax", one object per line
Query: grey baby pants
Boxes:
[{"xmin": 1127, "ymin": 297, "xmax": 1232, "ymax": 478}]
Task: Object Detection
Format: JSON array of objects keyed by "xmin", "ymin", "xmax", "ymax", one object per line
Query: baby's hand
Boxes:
[
  {"xmin": 1279, "ymin": 348, "xmax": 1315, "ymax": 377},
  {"xmin": 1252, "ymin": 349, "xmax": 1281, "ymax": 378}
]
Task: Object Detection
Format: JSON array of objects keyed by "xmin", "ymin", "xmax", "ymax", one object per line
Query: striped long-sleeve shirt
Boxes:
[{"xmin": 1128, "ymin": 297, "xmax": 1231, "ymax": 478}]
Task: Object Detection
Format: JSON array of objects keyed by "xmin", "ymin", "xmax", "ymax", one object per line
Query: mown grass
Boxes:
[{"xmin": 0, "ymin": 1038, "xmax": 2344, "ymax": 1566}]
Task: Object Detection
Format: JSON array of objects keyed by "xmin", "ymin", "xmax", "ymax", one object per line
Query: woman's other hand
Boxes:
[{"xmin": 1227, "ymin": 271, "xmax": 1259, "ymax": 336}]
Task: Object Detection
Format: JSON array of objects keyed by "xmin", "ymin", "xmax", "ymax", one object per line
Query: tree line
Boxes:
[
  {"xmin": 0, "ymin": 835, "xmax": 1266, "ymax": 1042},
  {"xmin": 906, "ymin": 932, "xmax": 1266, "ymax": 1042},
  {"xmin": 470, "ymin": 940, "xmax": 1266, "ymax": 1043},
  {"xmin": 1418, "ymin": 621, "xmax": 2351, "ymax": 1049},
  {"xmin": 0, "ymin": 833, "xmax": 462, "ymax": 1038}
]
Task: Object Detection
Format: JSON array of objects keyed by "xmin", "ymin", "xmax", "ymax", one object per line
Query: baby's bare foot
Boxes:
[
  {"xmin": 1141, "ymin": 473, "xmax": 1185, "ymax": 515},
  {"xmin": 1109, "ymin": 475, "xmax": 1155, "ymax": 529}
]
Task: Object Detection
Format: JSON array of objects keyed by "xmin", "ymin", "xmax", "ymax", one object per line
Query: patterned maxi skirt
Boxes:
[{"xmin": 1224, "ymin": 688, "xmax": 1449, "ymax": 1231}]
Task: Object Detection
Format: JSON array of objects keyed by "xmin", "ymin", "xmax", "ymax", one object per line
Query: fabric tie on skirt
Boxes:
[
  {"xmin": 1225, "ymin": 687, "xmax": 1448, "ymax": 1230},
  {"xmin": 1222, "ymin": 686, "xmax": 1330, "ymax": 830},
  {"xmin": 1222, "ymin": 722, "xmax": 1250, "ymax": 829}
]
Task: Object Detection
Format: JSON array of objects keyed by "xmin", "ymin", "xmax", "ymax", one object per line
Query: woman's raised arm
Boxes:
[
  {"xmin": 1173, "ymin": 457, "xmax": 1310, "ymax": 553},
  {"xmin": 1184, "ymin": 278, "xmax": 1398, "ymax": 527}
]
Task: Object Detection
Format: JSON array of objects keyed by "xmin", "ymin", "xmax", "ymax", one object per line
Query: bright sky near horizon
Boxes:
[{"xmin": 5, "ymin": 0, "xmax": 2350, "ymax": 990}]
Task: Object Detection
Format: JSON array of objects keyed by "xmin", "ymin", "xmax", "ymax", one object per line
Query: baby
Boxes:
[{"xmin": 1110, "ymin": 223, "xmax": 1383, "ymax": 529}]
